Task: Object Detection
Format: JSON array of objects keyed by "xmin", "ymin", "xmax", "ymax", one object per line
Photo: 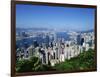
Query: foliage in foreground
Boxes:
[
  {"xmin": 54, "ymin": 49, "xmax": 96, "ymax": 71},
  {"xmin": 16, "ymin": 49, "xmax": 96, "ymax": 72},
  {"xmin": 16, "ymin": 57, "xmax": 54, "ymax": 73}
]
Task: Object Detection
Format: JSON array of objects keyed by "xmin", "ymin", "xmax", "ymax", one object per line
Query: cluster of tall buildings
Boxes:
[{"xmin": 16, "ymin": 31, "xmax": 94, "ymax": 66}]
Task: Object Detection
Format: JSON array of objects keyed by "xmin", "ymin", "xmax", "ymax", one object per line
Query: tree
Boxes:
[
  {"xmin": 30, "ymin": 56, "xmax": 41, "ymax": 71},
  {"xmin": 16, "ymin": 59, "xmax": 32, "ymax": 72},
  {"xmin": 54, "ymin": 49, "xmax": 96, "ymax": 71},
  {"xmin": 16, "ymin": 57, "xmax": 41, "ymax": 72},
  {"xmin": 16, "ymin": 56, "xmax": 55, "ymax": 73}
]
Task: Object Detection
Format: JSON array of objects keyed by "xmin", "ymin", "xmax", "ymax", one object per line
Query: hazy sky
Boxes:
[{"xmin": 16, "ymin": 4, "xmax": 95, "ymax": 31}]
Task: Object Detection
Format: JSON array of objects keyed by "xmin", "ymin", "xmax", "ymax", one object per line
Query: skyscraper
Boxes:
[{"xmin": 77, "ymin": 35, "xmax": 81, "ymax": 45}]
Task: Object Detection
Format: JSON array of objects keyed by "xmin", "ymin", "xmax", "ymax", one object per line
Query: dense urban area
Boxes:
[{"xmin": 16, "ymin": 28, "xmax": 95, "ymax": 72}]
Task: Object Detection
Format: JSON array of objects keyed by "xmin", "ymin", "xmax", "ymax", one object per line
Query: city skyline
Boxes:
[
  {"xmin": 15, "ymin": 3, "xmax": 96, "ymax": 73},
  {"xmin": 16, "ymin": 4, "xmax": 95, "ymax": 31}
]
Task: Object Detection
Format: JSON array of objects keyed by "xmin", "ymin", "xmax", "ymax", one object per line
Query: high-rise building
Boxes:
[
  {"xmin": 77, "ymin": 35, "xmax": 81, "ymax": 45},
  {"xmin": 80, "ymin": 38, "xmax": 84, "ymax": 46},
  {"xmin": 44, "ymin": 34, "xmax": 50, "ymax": 47}
]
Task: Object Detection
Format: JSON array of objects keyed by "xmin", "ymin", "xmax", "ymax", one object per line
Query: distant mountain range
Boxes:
[
  {"xmin": 16, "ymin": 27, "xmax": 53, "ymax": 32},
  {"xmin": 16, "ymin": 27, "xmax": 94, "ymax": 33},
  {"xmin": 78, "ymin": 29, "xmax": 94, "ymax": 33}
]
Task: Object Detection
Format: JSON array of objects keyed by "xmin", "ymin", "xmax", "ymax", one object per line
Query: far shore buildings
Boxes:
[{"xmin": 16, "ymin": 31, "xmax": 94, "ymax": 66}]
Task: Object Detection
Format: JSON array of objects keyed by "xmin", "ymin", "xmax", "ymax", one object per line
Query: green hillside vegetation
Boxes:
[
  {"xmin": 16, "ymin": 48, "xmax": 96, "ymax": 73},
  {"xmin": 54, "ymin": 49, "xmax": 96, "ymax": 71},
  {"xmin": 16, "ymin": 57, "xmax": 54, "ymax": 72}
]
